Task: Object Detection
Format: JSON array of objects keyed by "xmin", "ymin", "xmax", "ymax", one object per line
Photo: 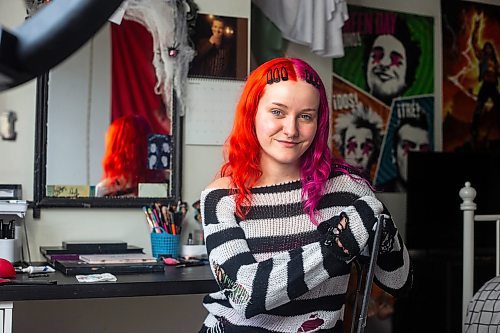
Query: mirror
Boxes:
[{"xmin": 33, "ymin": 0, "xmax": 193, "ymax": 214}]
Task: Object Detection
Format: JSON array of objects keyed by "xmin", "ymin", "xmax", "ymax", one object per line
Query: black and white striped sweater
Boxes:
[{"xmin": 199, "ymin": 170, "xmax": 411, "ymax": 333}]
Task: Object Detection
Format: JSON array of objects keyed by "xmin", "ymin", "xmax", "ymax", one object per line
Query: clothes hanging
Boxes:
[{"xmin": 252, "ymin": 0, "xmax": 349, "ymax": 58}]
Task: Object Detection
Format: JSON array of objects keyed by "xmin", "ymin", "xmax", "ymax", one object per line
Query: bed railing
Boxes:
[{"xmin": 459, "ymin": 181, "xmax": 500, "ymax": 331}]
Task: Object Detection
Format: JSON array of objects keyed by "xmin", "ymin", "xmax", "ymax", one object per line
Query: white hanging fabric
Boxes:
[
  {"xmin": 120, "ymin": 0, "xmax": 195, "ymax": 115},
  {"xmin": 252, "ymin": 0, "xmax": 349, "ymax": 58}
]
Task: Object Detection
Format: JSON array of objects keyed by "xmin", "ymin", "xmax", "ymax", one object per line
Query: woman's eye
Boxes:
[
  {"xmin": 271, "ymin": 109, "xmax": 283, "ymax": 116},
  {"xmin": 300, "ymin": 114, "xmax": 313, "ymax": 121}
]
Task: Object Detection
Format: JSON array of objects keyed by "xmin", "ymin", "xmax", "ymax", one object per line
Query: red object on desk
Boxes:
[
  {"xmin": 163, "ymin": 257, "xmax": 179, "ymax": 265},
  {"xmin": 0, "ymin": 258, "xmax": 15, "ymax": 278}
]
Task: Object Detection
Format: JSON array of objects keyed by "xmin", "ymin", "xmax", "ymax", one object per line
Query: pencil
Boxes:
[
  {"xmin": 142, "ymin": 206, "xmax": 155, "ymax": 232},
  {"xmin": 161, "ymin": 205, "xmax": 172, "ymax": 234},
  {"xmin": 147, "ymin": 207, "xmax": 160, "ymax": 231},
  {"xmin": 151, "ymin": 206, "xmax": 163, "ymax": 231},
  {"xmin": 171, "ymin": 219, "xmax": 177, "ymax": 235}
]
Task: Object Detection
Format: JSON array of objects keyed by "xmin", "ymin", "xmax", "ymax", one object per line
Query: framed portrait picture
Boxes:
[{"xmin": 188, "ymin": 13, "xmax": 248, "ymax": 80}]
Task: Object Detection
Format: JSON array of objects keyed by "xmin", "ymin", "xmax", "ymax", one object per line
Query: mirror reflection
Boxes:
[{"xmin": 45, "ymin": 18, "xmax": 174, "ymax": 199}]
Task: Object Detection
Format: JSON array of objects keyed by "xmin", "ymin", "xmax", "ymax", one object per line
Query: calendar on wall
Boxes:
[{"xmin": 184, "ymin": 78, "xmax": 245, "ymax": 145}]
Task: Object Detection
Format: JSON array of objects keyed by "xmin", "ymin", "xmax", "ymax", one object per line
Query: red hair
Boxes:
[
  {"xmin": 220, "ymin": 58, "xmax": 332, "ymax": 223},
  {"xmin": 102, "ymin": 114, "xmax": 151, "ymax": 192}
]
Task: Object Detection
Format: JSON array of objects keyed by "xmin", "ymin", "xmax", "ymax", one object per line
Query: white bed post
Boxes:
[{"xmin": 459, "ymin": 181, "xmax": 476, "ymax": 330}]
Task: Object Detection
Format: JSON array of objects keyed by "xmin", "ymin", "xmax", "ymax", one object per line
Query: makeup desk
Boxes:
[{"xmin": 0, "ymin": 265, "xmax": 217, "ymax": 333}]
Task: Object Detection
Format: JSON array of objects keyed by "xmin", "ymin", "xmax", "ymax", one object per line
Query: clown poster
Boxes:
[
  {"xmin": 442, "ymin": 1, "xmax": 500, "ymax": 152},
  {"xmin": 331, "ymin": 6, "xmax": 434, "ymax": 190}
]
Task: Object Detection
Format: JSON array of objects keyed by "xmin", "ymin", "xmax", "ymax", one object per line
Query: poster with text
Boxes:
[
  {"xmin": 374, "ymin": 95, "xmax": 434, "ymax": 192},
  {"xmin": 442, "ymin": 1, "xmax": 499, "ymax": 152},
  {"xmin": 331, "ymin": 6, "xmax": 434, "ymax": 189},
  {"xmin": 331, "ymin": 74, "xmax": 390, "ymax": 182}
]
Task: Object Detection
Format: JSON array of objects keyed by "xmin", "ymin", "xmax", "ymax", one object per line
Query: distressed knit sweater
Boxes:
[{"xmin": 199, "ymin": 169, "xmax": 411, "ymax": 333}]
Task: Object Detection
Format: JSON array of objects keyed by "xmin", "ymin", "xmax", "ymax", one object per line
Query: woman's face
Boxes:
[{"xmin": 254, "ymin": 79, "xmax": 319, "ymax": 171}]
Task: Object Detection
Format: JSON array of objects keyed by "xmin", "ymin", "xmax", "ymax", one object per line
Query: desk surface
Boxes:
[{"xmin": 0, "ymin": 265, "xmax": 217, "ymax": 302}]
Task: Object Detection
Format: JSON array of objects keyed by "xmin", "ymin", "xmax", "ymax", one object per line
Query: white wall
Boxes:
[
  {"xmin": 47, "ymin": 24, "xmax": 110, "ymax": 185},
  {"xmin": 1, "ymin": 0, "xmax": 497, "ymax": 332}
]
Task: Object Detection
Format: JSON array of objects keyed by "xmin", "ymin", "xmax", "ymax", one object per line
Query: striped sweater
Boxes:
[{"xmin": 199, "ymin": 169, "xmax": 411, "ymax": 333}]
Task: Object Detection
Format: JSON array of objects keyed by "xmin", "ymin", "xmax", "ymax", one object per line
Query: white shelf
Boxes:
[{"xmin": 0, "ymin": 200, "xmax": 28, "ymax": 218}]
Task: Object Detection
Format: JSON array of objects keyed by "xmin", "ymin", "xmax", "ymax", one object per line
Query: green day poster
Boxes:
[
  {"xmin": 441, "ymin": 1, "xmax": 500, "ymax": 152},
  {"xmin": 331, "ymin": 6, "xmax": 434, "ymax": 191},
  {"xmin": 375, "ymin": 95, "xmax": 434, "ymax": 192}
]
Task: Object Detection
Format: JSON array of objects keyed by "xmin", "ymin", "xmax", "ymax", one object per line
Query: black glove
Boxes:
[
  {"xmin": 318, "ymin": 196, "xmax": 384, "ymax": 260},
  {"xmin": 318, "ymin": 212, "xmax": 357, "ymax": 261},
  {"xmin": 379, "ymin": 215, "xmax": 397, "ymax": 254}
]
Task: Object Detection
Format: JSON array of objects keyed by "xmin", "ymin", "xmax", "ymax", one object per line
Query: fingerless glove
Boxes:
[{"xmin": 318, "ymin": 195, "xmax": 384, "ymax": 260}]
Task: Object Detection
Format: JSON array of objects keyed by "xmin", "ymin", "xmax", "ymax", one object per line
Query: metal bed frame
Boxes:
[{"xmin": 460, "ymin": 181, "xmax": 500, "ymax": 332}]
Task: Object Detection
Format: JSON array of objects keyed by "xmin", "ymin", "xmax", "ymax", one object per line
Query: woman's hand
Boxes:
[{"xmin": 318, "ymin": 196, "xmax": 384, "ymax": 260}]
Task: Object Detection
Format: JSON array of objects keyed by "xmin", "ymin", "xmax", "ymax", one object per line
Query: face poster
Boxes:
[
  {"xmin": 442, "ymin": 1, "xmax": 500, "ymax": 152},
  {"xmin": 331, "ymin": 5, "xmax": 434, "ymax": 191},
  {"xmin": 375, "ymin": 95, "xmax": 434, "ymax": 192}
]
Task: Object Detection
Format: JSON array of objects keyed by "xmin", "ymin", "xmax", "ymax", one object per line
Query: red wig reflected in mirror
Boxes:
[{"xmin": 95, "ymin": 114, "xmax": 164, "ymax": 197}]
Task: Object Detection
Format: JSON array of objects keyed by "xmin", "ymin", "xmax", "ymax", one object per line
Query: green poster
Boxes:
[{"xmin": 331, "ymin": 5, "xmax": 434, "ymax": 191}]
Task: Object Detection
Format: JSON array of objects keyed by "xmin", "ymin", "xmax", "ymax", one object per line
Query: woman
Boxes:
[{"xmin": 199, "ymin": 58, "xmax": 411, "ymax": 332}]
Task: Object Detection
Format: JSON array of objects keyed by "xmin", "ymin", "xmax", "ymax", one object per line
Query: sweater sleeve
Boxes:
[
  {"xmin": 319, "ymin": 174, "xmax": 412, "ymax": 297},
  {"xmin": 352, "ymin": 196, "xmax": 412, "ymax": 297},
  {"xmin": 201, "ymin": 188, "xmax": 347, "ymax": 319},
  {"xmin": 372, "ymin": 207, "xmax": 412, "ymax": 297}
]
